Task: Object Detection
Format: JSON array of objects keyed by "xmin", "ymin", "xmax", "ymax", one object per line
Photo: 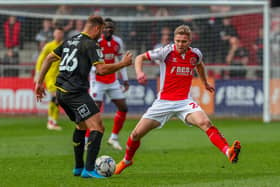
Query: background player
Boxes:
[
  {"xmin": 34, "ymin": 27, "xmax": 64, "ymax": 130},
  {"xmin": 34, "ymin": 15, "xmax": 132, "ymax": 178},
  {"xmin": 114, "ymin": 25, "xmax": 241, "ymax": 175},
  {"xmin": 88, "ymin": 18, "xmax": 129, "ymax": 150}
]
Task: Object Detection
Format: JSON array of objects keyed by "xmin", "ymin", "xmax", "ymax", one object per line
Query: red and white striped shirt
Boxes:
[
  {"xmin": 95, "ymin": 35, "xmax": 127, "ymax": 84},
  {"xmin": 147, "ymin": 44, "xmax": 203, "ymax": 101}
]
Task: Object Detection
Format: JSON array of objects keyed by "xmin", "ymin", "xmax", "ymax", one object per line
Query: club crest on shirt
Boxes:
[
  {"xmin": 190, "ymin": 57, "xmax": 198, "ymax": 66},
  {"xmin": 114, "ymin": 45, "xmax": 120, "ymax": 52},
  {"xmin": 173, "ymin": 58, "xmax": 177, "ymax": 62}
]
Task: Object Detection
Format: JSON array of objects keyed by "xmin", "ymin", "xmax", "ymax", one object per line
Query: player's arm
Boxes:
[
  {"xmin": 116, "ymin": 37, "xmax": 130, "ymax": 91},
  {"xmin": 119, "ymin": 67, "xmax": 129, "ymax": 92},
  {"xmin": 34, "ymin": 44, "xmax": 49, "ymax": 82},
  {"xmin": 196, "ymin": 62, "xmax": 215, "ymax": 93},
  {"xmin": 35, "ymin": 52, "xmax": 60, "ymax": 102},
  {"xmin": 95, "ymin": 51, "xmax": 132, "ymax": 75},
  {"xmin": 135, "ymin": 53, "xmax": 148, "ymax": 85}
]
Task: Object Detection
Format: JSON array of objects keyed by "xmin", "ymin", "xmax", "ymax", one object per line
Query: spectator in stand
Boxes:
[
  {"xmin": 271, "ymin": 23, "xmax": 280, "ymax": 65},
  {"xmin": 67, "ymin": 19, "xmax": 84, "ymax": 38},
  {"xmin": 3, "ymin": 16, "xmax": 21, "ymax": 50},
  {"xmin": 226, "ymin": 37, "xmax": 249, "ymax": 79},
  {"xmin": 219, "ymin": 17, "xmax": 238, "ymax": 63},
  {"xmin": 1, "ymin": 48, "xmax": 19, "ymax": 77},
  {"xmin": 127, "ymin": 5, "xmax": 152, "ymax": 54},
  {"xmin": 91, "ymin": 7, "xmax": 105, "ymax": 16},
  {"xmin": 199, "ymin": 16, "xmax": 222, "ymax": 63},
  {"xmin": 154, "ymin": 7, "xmax": 170, "ymax": 17},
  {"xmin": 35, "ymin": 19, "xmax": 54, "ymax": 50},
  {"xmin": 34, "ymin": 19, "xmax": 54, "ymax": 61},
  {"xmin": 252, "ymin": 27, "xmax": 263, "ymax": 78},
  {"xmin": 153, "ymin": 27, "xmax": 171, "ymax": 49},
  {"xmin": 53, "ymin": 5, "xmax": 74, "ymax": 36},
  {"xmin": 199, "ymin": 6, "xmax": 232, "ymax": 64}
]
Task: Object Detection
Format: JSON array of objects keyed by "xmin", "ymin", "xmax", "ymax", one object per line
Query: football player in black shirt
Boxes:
[{"xmin": 34, "ymin": 15, "xmax": 132, "ymax": 178}]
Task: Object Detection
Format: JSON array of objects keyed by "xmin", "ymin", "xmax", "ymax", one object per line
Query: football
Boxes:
[{"xmin": 95, "ymin": 155, "xmax": 116, "ymax": 177}]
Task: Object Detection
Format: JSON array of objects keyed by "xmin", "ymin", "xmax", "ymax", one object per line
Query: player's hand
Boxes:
[
  {"xmin": 137, "ymin": 72, "xmax": 147, "ymax": 85},
  {"xmin": 205, "ymin": 82, "xmax": 215, "ymax": 93},
  {"xmin": 34, "ymin": 83, "xmax": 46, "ymax": 102},
  {"xmin": 123, "ymin": 81, "xmax": 129, "ymax": 92},
  {"xmin": 122, "ymin": 51, "xmax": 133, "ymax": 66}
]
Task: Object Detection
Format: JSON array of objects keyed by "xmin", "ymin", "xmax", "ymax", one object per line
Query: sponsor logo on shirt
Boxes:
[
  {"xmin": 104, "ymin": 53, "xmax": 115, "ymax": 60},
  {"xmin": 170, "ymin": 66, "xmax": 193, "ymax": 76},
  {"xmin": 77, "ymin": 104, "xmax": 91, "ymax": 118}
]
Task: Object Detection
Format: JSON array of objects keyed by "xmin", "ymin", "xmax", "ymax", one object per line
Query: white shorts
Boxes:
[
  {"xmin": 142, "ymin": 98, "xmax": 203, "ymax": 127},
  {"xmin": 90, "ymin": 80, "xmax": 125, "ymax": 101}
]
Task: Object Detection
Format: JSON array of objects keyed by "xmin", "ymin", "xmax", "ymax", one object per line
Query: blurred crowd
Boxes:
[{"xmin": 0, "ymin": 5, "xmax": 279, "ymax": 79}]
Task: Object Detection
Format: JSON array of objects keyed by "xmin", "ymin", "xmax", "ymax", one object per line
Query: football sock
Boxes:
[
  {"xmin": 48, "ymin": 101, "xmax": 56, "ymax": 122},
  {"xmin": 73, "ymin": 129, "xmax": 86, "ymax": 168},
  {"xmin": 85, "ymin": 130, "xmax": 103, "ymax": 171},
  {"xmin": 124, "ymin": 136, "xmax": 140, "ymax": 161},
  {"xmin": 112, "ymin": 111, "xmax": 127, "ymax": 135},
  {"xmin": 206, "ymin": 126, "xmax": 229, "ymax": 155},
  {"xmin": 109, "ymin": 133, "xmax": 118, "ymax": 140},
  {"xmin": 52, "ymin": 103, "xmax": 59, "ymax": 122},
  {"xmin": 84, "ymin": 129, "xmax": 90, "ymax": 145},
  {"xmin": 85, "ymin": 129, "xmax": 90, "ymax": 137}
]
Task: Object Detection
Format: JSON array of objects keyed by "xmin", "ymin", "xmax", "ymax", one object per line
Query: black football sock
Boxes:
[
  {"xmin": 73, "ymin": 129, "xmax": 86, "ymax": 168},
  {"xmin": 85, "ymin": 130, "xmax": 103, "ymax": 171}
]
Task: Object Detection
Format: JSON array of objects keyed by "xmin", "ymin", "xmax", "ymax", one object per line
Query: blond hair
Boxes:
[
  {"xmin": 174, "ymin": 25, "xmax": 192, "ymax": 39},
  {"xmin": 87, "ymin": 15, "xmax": 105, "ymax": 26}
]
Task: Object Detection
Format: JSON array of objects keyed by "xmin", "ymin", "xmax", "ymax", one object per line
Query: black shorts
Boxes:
[{"xmin": 57, "ymin": 90, "xmax": 100, "ymax": 124}]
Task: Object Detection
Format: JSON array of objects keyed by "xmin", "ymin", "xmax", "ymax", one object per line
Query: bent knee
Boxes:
[
  {"xmin": 130, "ymin": 130, "xmax": 141, "ymax": 141},
  {"xmin": 117, "ymin": 105, "xmax": 128, "ymax": 112},
  {"xmin": 195, "ymin": 119, "xmax": 212, "ymax": 130}
]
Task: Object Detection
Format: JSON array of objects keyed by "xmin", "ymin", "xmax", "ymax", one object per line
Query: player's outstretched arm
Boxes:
[
  {"xmin": 135, "ymin": 53, "xmax": 148, "ymax": 85},
  {"xmin": 34, "ymin": 52, "xmax": 59, "ymax": 102},
  {"xmin": 95, "ymin": 51, "xmax": 132, "ymax": 75},
  {"xmin": 196, "ymin": 62, "xmax": 215, "ymax": 93}
]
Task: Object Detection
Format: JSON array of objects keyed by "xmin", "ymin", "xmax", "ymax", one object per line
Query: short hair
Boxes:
[
  {"xmin": 54, "ymin": 26, "xmax": 64, "ymax": 32},
  {"xmin": 104, "ymin": 17, "xmax": 114, "ymax": 23},
  {"xmin": 87, "ymin": 15, "xmax": 105, "ymax": 26},
  {"xmin": 174, "ymin": 25, "xmax": 192, "ymax": 39},
  {"xmin": 105, "ymin": 17, "xmax": 115, "ymax": 27}
]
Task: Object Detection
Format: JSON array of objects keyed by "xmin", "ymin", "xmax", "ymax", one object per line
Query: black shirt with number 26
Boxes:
[{"xmin": 53, "ymin": 33, "xmax": 104, "ymax": 93}]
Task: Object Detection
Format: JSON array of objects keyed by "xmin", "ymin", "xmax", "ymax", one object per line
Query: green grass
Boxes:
[{"xmin": 0, "ymin": 116, "xmax": 279, "ymax": 187}]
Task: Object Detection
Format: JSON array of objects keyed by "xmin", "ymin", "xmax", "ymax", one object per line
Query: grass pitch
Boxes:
[{"xmin": 0, "ymin": 116, "xmax": 279, "ymax": 187}]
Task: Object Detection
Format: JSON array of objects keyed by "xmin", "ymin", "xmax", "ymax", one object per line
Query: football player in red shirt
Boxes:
[{"xmin": 115, "ymin": 25, "xmax": 241, "ymax": 174}]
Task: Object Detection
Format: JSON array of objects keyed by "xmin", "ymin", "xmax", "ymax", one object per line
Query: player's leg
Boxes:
[
  {"xmin": 47, "ymin": 92, "xmax": 55, "ymax": 128},
  {"xmin": 186, "ymin": 110, "xmax": 241, "ymax": 163},
  {"xmin": 106, "ymin": 81, "xmax": 127, "ymax": 150},
  {"xmin": 47, "ymin": 94, "xmax": 62, "ymax": 130},
  {"xmin": 108, "ymin": 98, "xmax": 127, "ymax": 150},
  {"xmin": 46, "ymin": 80, "xmax": 61, "ymax": 130},
  {"xmin": 56, "ymin": 91, "xmax": 85, "ymax": 176},
  {"xmin": 72, "ymin": 124, "xmax": 87, "ymax": 176},
  {"xmin": 86, "ymin": 80, "xmax": 104, "ymax": 149},
  {"xmin": 73, "ymin": 91, "xmax": 105, "ymax": 178},
  {"xmin": 80, "ymin": 113, "xmax": 106, "ymax": 178},
  {"xmin": 115, "ymin": 118, "xmax": 160, "ymax": 174},
  {"xmin": 51, "ymin": 95, "xmax": 60, "ymax": 125},
  {"xmin": 84, "ymin": 101, "xmax": 102, "ymax": 147}
]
